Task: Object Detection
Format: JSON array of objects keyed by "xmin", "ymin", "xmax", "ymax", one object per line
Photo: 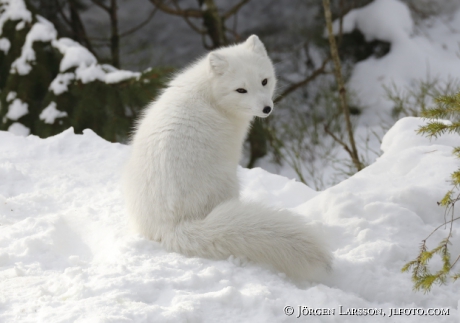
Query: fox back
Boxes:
[{"xmin": 124, "ymin": 35, "xmax": 276, "ymax": 240}]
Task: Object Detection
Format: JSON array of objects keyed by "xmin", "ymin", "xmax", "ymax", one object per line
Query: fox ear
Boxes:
[
  {"xmin": 244, "ymin": 35, "xmax": 267, "ymax": 57},
  {"xmin": 208, "ymin": 52, "xmax": 228, "ymax": 75}
]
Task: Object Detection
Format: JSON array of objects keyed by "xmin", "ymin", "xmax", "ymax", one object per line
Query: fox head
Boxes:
[{"xmin": 208, "ymin": 35, "xmax": 277, "ymax": 118}]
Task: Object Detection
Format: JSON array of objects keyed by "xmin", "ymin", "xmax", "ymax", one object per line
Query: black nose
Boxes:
[{"xmin": 263, "ymin": 106, "xmax": 272, "ymax": 114}]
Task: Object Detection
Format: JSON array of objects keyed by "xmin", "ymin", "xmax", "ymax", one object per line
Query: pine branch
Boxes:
[
  {"xmin": 452, "ymin": 170, "xmax": 460, "ymax": 186},
  {"xmin": 421, "ymin": 92, "xmax": 460, "ymax": 119},
  {"xmin": 453, "ymin": 146, "xmax": 460, "ymax": 158},
  {"xmin": 417, "ymin": 121, "xmax": 460, "ymax": 138},
  {"xmin": 322, "ymin": 0, "xmax": 363, "ymax": 172},
  {"xmin": 324, "ymin": 124, "xmax": 354, "ymax": 157}
]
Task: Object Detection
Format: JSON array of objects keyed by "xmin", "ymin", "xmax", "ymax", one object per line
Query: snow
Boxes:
[
  {"xmin": 6, "ymin": 98, "xmax": 28, "ymax": 120},
  {"xmin": 39, "ymin": 102, "xmax": 68, "ymax": 124},
  {"xmin": 7, "ymin": 122, "xmax": 29, "ymax": 136},
  {"xmin": 52, "ymin": 39, "xmax": 140, "ymax": 84},
  {"xmin": 6, "ymin": 91, "xmax": 16, "ymax": 102},
  {"xmin": 53, "ymin": 38, "xmax": 98, "ymax": 73},
  {"xmin": 15, "ymin": 20, "xmax": 25, "ymax": 30},
  {"xmin": 0, "ymin": 0, "xmax": 31, "ymax": 35},
  {"xmin": 75, "ymin": 63, "xmax": 106, "ymax": 84},
  {"xmin": 333, "ymin": 0, "xmax": 413, "ymax": 43},
  {"xmin": 1, "ymin": 117, "xmax": 459, "ymax": 322},
  {"xmin": 342, "ymin": 0, "xmax": 460, "ymax": 124},
  {"xmin": 0, "ymin": 37, "xmax": 10, "ymax": 54},
  {"xmin": 10, "ymin": 17, "xmax": 57, "ymax": 75},
  {"xmin": 51, "ymin": 38, "xmax": 141, "ymax": 86},
  {"xmin": 50, "ymin": 38, "xmax": 140, "ymax": 85},
  {"xmin": 49, "ymin": 73, "xmax": 75, "ymax": 96},
  {"xmin": 105, "ymin": 70, "xmax": 141, "ymax": 84}
]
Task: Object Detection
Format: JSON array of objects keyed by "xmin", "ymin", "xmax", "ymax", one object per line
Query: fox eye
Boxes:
[
  {"xmin": 262, "ymin": 78, "xmax": 267, "ymax": 86},
  {"xmin": 236, "ymin": 88, "xmax": 247, "ymax": 93}
]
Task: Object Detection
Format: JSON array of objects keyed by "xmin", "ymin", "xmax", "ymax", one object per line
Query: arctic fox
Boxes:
[{"xmin": 123, "ymin": 35, "xmax": 332, "ymax": 280}]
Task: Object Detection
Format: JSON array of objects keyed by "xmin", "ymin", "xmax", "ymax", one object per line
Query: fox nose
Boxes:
[{"xmin": 263, "ymin": 106, "xmax": 272, "ymax": 114}]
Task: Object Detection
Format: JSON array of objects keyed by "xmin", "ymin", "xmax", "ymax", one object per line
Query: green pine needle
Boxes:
[
  {"xmin": 440, "ymin": 191, "xmax": 453, "ymax": 206},
  {"xmin": 453, "ymin": 147, "xmax": 460, "ymax": 158},
  {"xmin": 452, "ymin": 171, "xmax": 460, "ymax": 186},
  {"xmin": 405, "ymin": 91, "xmax": 460, "ymax": 293}
]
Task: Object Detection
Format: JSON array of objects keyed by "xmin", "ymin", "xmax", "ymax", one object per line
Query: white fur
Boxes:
[{"xmin": 123, "ymin": 35, "xmax": 332, "ymax": 280}]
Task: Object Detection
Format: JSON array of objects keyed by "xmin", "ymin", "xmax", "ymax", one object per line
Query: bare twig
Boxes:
[
  {"xmin": 54, "ymin": 0, "xmax": 71, "ymax": 27},
  {"xmin": 169, "ymin": 0, "xmax": 206, "ymax": 34},
  {"xmin": 324, "ymin": 124, "xmax": 353, "ymax": 157},
  {"xmin": 201, "ymin": 33, "xmax": 213, "ymax": 50},
  {"xmin": 120, "ymin": 8, "xmax": 159, "ymax": 38},
  {"xmin": 183, "ymin": 14, "xmax": 207, "ymax": 34},
  {"xmin": 56, "ymin": 0, "xmax": 98, "ymax": 58},
  {"xmin": 109, "ymin": 0, "xmax": 120, "ymax": 67},
  {"xmin": 149, "ymin": 0, "xmax": 202, "ymax": 18},
  {"xmin": 202, "ymin": 0, "xmax": 228, "ymax": 48},
  {"xmin": 450, "ymin": 254, "xmax": 460, "ymax": 271},
  {"xmin": 322, "ymin": 0, "xmax": 363, "ymax": 171},
  {"xmin": 274, "ymin": 57, "xmax": 330, "ymax": 104},
  {"xmin": 425, "ymin": 215, "xmax": 460, "ymax": 241},
  {"xmin": 222, "ymin": 0, "xmax": 251, "ymax": 20}
]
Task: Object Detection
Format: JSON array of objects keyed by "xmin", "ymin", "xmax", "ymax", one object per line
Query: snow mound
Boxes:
[
  {"xmin": 0, "ymin": 117, "xmax": 459, "ymax": 322},
  {"xmin": 342, "ymin": 0, "xmax": 460, "ymax": 123},
  {"xmin": 334, "ymin": 0, "xmax": 413, "ymax": 43}
]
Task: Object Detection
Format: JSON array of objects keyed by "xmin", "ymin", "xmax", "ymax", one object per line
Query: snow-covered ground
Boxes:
[
  {"xmin": 2, "ymin": 1, "xmax": 460, "ymax": 320},
  {"xmin": 1, "ymin": 117, "xmax": 459, "ymax": 322}
]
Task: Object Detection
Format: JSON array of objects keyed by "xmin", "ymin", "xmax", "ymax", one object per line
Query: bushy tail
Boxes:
[{"xmin": 162, "ymin": 199, "xmax": 332, "ymax": 281}]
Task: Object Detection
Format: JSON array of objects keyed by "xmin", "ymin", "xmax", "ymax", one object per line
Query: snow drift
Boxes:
[{"xmin": 0, "ymin": 117, "xmax": 459, "ymax": 322}]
